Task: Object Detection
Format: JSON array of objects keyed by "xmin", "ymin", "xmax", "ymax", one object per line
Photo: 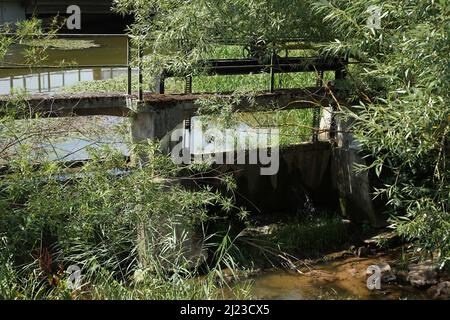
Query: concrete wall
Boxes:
[
  {"xmin": 130, "ymin": 99, "xmax": 383, "ymax": 225},
  {"xmin": 185, "ymin": 143, "xmax": 338, "ymax": 215},
  {"xmin": 331, "ymin": 115, "xmax": 386, "ymax": 227},
  {"xmin": 0, "ymin": 0, "xmax": 129, "ymax": 32}
]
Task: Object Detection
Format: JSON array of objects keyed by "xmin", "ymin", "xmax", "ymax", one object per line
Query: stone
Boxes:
[
  {"xmin": 378, "ymin": 262, "xmax": 392, "ymax": 274},
  {"xmin": 407, "ymin": 261, "xmax": 439, "ymax": 288},
  {"xmin": 395, "ymin": 270, "xmax": 409, "ymax": 284},
  {"xmin": 381, "ymin": 272, "xmax": 397, "ymax": 283},
  {"xmin": 428, "ymin": 281, "xmax": 450, "ymax": 300},
  {"xmin": 357, "ymin": 246, "xmax": 369, "ymax": 257},
  {"xmin": 365, "ymin": 262, "xmax": 396, "ymax": 283},
  {"xmin": 365, "ymin": 262, "xmax": 391, "ymax": 276},
  {"xmin": 364, "ymin": 231, "xmax": 400, "ymax": 248}
]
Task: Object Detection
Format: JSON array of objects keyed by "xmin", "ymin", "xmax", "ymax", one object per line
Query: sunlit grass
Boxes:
[{"xmin": 235, "ymin": 109, "xmax": 315, "ymax": 146}]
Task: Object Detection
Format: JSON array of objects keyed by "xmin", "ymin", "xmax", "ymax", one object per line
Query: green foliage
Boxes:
[
  {"xmin": 0, "ymin": 142, "xmax": 252, "ymax": 299},
  {"xmin": 314, "ymin": 0, "xmax": 449, "ymax": 266},
  {"xmin": 270, "ymin": 214, "xmax": 350, "ymax": 256},
  {"xmin": 194, "ymin": 87, "xmax": 315, "ymax": 146},
  {"xmin": 113, "ymin": 0, "xmax": 332, "ymax": 75},
  {"xmin": 0, "ymin": 17, "xmax": 62, "ymax": 66},
  {"xmin": 3, "ymin": 0, "xmax": 448, "ymax": 300},
  {"xmin": 1, "ymin": 21, "xmax": 251, "ymax": 299}
]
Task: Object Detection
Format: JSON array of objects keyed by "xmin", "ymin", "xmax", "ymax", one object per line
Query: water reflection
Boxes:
[
  {"xmin": 0, "ymin": 67, "xmax": 136, "ymax": 95},
  {"xmin": 0, "ymin": 36, "xmax": 130, "ymax": 95},
  {"xmin": 241, "ymin": 253, "xmax": 434, "ymax": 300},
  {"xmin": 39, "ymin": 135, "xmax": 129, "ymax": 162},
  {"xmin": 0, "ymin": 116, "xmax": 129, "ymax": 164}
]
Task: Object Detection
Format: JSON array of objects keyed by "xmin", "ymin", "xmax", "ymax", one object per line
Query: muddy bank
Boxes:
[{"xmin": 235, "ymin": 248, "xmax": 449, "ymax": 300}]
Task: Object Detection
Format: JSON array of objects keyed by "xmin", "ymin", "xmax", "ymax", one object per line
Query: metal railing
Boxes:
[
  {"xmin": 0, "ymin": 33, "xmax": 348, "ymax": 142},
  {"xmin": 0, "ymin": 33, "xmax": 347, "ymax": 95}
]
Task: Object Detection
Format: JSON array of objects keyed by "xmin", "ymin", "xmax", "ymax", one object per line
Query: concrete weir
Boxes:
[
  {"xmin": 207, "ymin": 139, "xmax": 384, "ymax": 227},
  {"xmin": 209, "ymin": 142, "xmax": 336, "ymax": 214},
  {"xmin": 0, "ymin": 88, "xmax": 383, "ymax": 226},
  {"xmin": 332, "ymin": 116, "xmax": 385, "ymax": 227}
]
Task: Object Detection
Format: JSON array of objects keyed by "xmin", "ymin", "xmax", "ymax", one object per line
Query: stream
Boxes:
[
  {"xmin": 245, "ymin": 253, "xmax": 433, "ymax": 300},
  {"xmin": 0, "ymin": 36, "xmax": 130, "ymax": 95}
]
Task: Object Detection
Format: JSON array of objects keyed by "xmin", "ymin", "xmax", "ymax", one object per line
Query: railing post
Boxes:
[
  {"xmin": 270, "ymin": 53, "xmax": 275, "ymax": 93},
  {"xmin": 312, "ymin": 70, "xmax": 324, "ymax": 143},
  {"xmin": 127, "ymin": 36, "xmax": 132, "ymax": 96},
  {"xmin": 155, "ymin": 74, "xmax": 165, "ymax": 94},
  {"xmin": 138, "ymin": 44, "xmax": 144, "ymax": 101},
  {"xmin": 185, "ymin": 75, "xmax": 192, "ymax": 94},
  {"xmin": 335, "ymin": 57, "xmax": 348, "ymax": 80},
  {"xmin": 316, "ymin": 70, "xmax": 324, "ymax": 87},
  {"xmin": 331, "ymin": 57, "xmax": 348, "ymax": 142}
]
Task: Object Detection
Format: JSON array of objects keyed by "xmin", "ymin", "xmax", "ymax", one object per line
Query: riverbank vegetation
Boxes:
[
  {"xmin": 0, "ymin": 0, "xmax": 448, "ymax": 300},
  {"xmin": 114, "ymin": 0, "xmax": 449, "ymax": 268},
  {"xmin": 313, "ymin": 0, "xmax": 449, "ymax": 267},
  {"xmin": 0, "ymin": 20, "xmax": 254, "ymax": 300}
]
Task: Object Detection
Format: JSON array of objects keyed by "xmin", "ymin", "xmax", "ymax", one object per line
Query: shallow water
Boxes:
[
  {"xmin": 0, "ymin": 116, "xmax": 129, "ymax": 163},
  {"xmin": 246, "ymin": 254, "xmax": 433, "ymax": 300}
]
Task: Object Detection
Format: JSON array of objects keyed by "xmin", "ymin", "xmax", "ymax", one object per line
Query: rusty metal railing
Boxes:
[{"xmin": 0, "ymin": 33, "xmax": 348, "ymax": 141}]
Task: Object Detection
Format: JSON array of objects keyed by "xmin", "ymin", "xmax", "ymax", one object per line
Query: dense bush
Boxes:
[
  {"xmin": 114, "ymin": 0, "xmax": 449, "ymax": 266},
  {"xmin": 313, "ymin": 0, "xmax": 449, "ymax": 266},
  {"xmin": 113, "ymin": 0, "xmax": 332, "ymax": 75},
  {"xmin": 0, "ymin": 142, "xmax": 249, "ymax": 299}
]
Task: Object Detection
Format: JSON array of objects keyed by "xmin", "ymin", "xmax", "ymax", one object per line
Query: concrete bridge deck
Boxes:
[{"xmin": 0, "ymin": 87, "xmax": 340, "ymax": 117}]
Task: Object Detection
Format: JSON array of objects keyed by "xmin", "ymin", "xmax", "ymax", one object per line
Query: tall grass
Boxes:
[{"xmin": 0, "ymin": 139, "xmax": 253, "ymax": 300}]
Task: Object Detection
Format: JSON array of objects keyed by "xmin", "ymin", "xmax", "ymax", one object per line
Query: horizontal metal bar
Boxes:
[
  {"xmin": 0, "ymin": 65, "xmax": 130, "ymax": 69},
  {"xmin": 164, "ymin": 57, "xmax": 346, "ymax": 76},
  {"xmin": 2, "ymin": 33, "xmax": 330, "ymax": 45},
  {"xmin": 202, "ymin": 66, "xmax": 342, "ymax": 76},
  {"xmin": 203, "ymin": 56, "xmax": 345, "ymax": 66},
  {"xmin": 2, "ymin": 33, "xmax": 129, "ymax": 38}
]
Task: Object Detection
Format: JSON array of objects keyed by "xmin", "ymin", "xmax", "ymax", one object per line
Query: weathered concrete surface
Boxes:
[
  {"xmin": 193, "ymin": 116, "xmax": 383, "ymax": 226},
  {"xmin": 131, "ymin": 100, "xmax": 199, "ymax": 142},
  {"xmin": 331, "ymin": 115, "xmax": 385, "ymax": 227},
  {"xmin": 137, "ymin": 214, "xmax": 206, "ymax": 270},
  {"xmin": 0, "ymin": 88, "xmax": 382, "ymax": 225},
  {"xmin": 145, "ymin": 94, "xmax": 382, "ymax": 225},
  {"xmin": 136, "ymin": 87, "xmax": 334, "ymax": 113},
  {"xmin": 202, "ymin": 142, "xmax": 338, "ymax": 214},
  {"xmin": 0, "ymin": 92, "xmax": 132, "ymax": 117},
  {"xmin": 0, "ymin": 86, "xmax": 336, "ymax": 119},
  {"xmin": 132, "ymin": 88, "xmax": 337, "ymax": 141},
  {"xmin": 319, "ymin": 106, "xmax": 333, "ymax": 141}
]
